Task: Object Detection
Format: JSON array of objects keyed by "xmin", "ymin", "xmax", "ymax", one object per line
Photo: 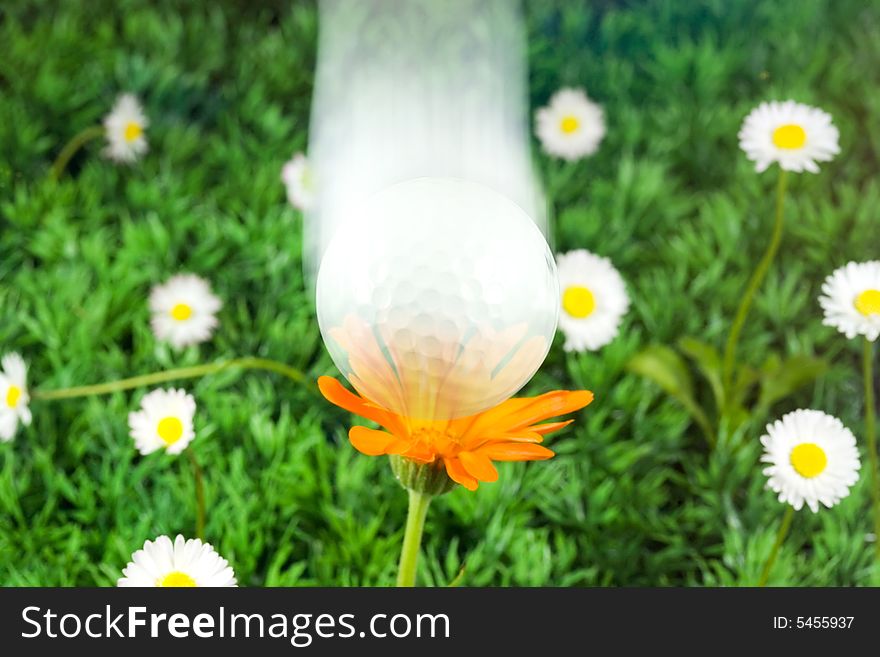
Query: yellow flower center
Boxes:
[
  {"xmin": 158, "ymin": 571, "xmax": 197, "ymax": 587},
  {"xmin": 771, "ymin": 123, "xmax": 806, "ymax": 150},
  {"xmin": 412, "ymin": 427, "xmax": 460, "ymax": 451},
  {"xmin": 854, "ymin": 289, "xmax": 880, "ymax": 316},
  {"xmin": 790, "ymin": 442, "xmax": 827, "ymax": 479},
  {"xmin": 562, "ymin": 285, "xmax": 596, "ymax": 319},
  {"xmin": 157, "ymin": 416, "xmax": 184, "ymax": 445},
  {"xmin": 560, "ymin": 115, "xmax": 580, "ymax": 134},
  {"xmin": 170, "ymin": 303, "xmax": 193, "ymax": 321},
  {"xmin": 6, "ymin": 385, "xmax": 21, "ymax": 408},
  {"xmin": 124, "ymin": 122, "xmax": 143, "ymax": 142}
]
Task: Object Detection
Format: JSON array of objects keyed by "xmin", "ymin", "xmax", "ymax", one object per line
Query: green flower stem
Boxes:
[
  {"xmin": 187, "ymin": 449, "xmax": 206, "ymax": 541},
  {"xmin": 31, "ymin": 356, "xmax": 312, "ymax": 401},
  {"xmin": 863, "ymin": 339, "xmax": 880, "ymax": 564},
  {"xmin": 757, "ymin": 505, "xmax": 795, "ymax": 587},
  {"xmin": 722, "ymin": 168, "xmax": 789, "ymax": 398},
  {"xmin": 49, "ymin": 125, "xmax": 105, "ymax": 181},
  {"xmin": 396, "ymin": 489, "xmax": 432, "ymax": 587}
]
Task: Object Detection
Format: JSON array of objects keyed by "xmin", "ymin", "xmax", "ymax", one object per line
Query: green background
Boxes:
[{"xmin": 1, "ymin": 0, "xmax": 878, "ymax": 586}]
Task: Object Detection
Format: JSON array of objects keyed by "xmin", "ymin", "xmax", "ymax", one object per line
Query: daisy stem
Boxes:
[
  {"xmin": 757, "ymin": 505, "xmax": 794, "ymax": 587},
  {"xmin": 396, "ymin": 489, "xmax": 432, "ymax": 587},
  {"xmin": 863, "ymin": 338, "xmax": 880, "ymax": 564},
  {"xmin": 49, "ymin": 125, "xmax": 105, "ymax": 182},
  {"xmin": 187, "ymin": 449, "xmax": 206, "ymax": 541},
  {"xmin": 722, "ymin": 168, "xmax": 789, "ymax": 401},
  {"xmin": 31, "ymin": 357, "xmax": 312, "ymax": 401}
]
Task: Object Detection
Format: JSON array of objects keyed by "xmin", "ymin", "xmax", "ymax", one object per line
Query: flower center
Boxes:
[
  {"xmin": 560, "ymin": 115, "xmax": 580, "ymax": 134},
  {"xmin": 562, "ymin": 285, "xmax": 596, "ymax": 319},
  {"xmin": 124, "ymin": 122, "xmax": 143, "ymax": 142},
  {"xmin": 854, "ymin": 289, "xmax": 880, "ymax": 316},
  {"xmin": 6, "ymin": 385, "xmax": 21, "ymax": 408},
  {"xmin": 412, "ymin": 427, "xmax": 460, "ymax": 454},
  {"xmin": 771, "ymin": 123, "xmax": 806, "ymax": 150},
  {"xmin": 170, "ymin": 303, "xmax": 193, "ymax": 321},
  {"xmin": 790, "ymin": 442, "xmax": 827, "ymax": 479},
  {"xmin": 158, "ymin": 571, "xmax": 197, "ymax": 587},
  {"xmin": 157, "ymin": 416, "xmax": 184, "ymax": 445}
]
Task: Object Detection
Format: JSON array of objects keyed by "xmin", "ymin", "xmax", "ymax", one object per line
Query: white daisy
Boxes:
[
  {"xmin": 118, "ymin": 534, "xmax": 237, "ymax": 587},
  {"xmin": 535, "ymin": 87, "xmax": 606, "ymax": 161},
  {"xmin": 760, "ymin": 409, "xmax": 860, "ymax": 513},
  {"xmin": 103, "ymin": 93, "xmax": 149, "ymax": 163},
  {"xmin": 128, "ymin": 388, "xmax": 196, "ymax": 455},
  {"xmin": 556, "ymin": 249, "xmax": 629, "ymax": 352},
  {"xmin": 738, "ymin": 100, "xmax": 839, "ymax": 173},
  {"xmin": 281, "ymin": 152, "xmax": 315, "ymax": 210},
  {"xmin": 0, "ymin": 353, "xmax": 32, "ymax": 442},
  {"xmin": 149, "ymin": 273, "xmax": 222, "ymax": 349},
  {"xmin": 819, "ymin": 261, "xmax": 880, "ymax": 342}
]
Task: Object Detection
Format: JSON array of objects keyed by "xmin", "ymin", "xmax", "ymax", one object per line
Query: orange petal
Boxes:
[
  {"xmin": 477, "ymin": 442, "xmax": 555, "ymax": 462},
  {"xmin": 444, "ymin": 457, "xmax": 479, "ymax": 491},
  {"xmin": 502, "ymin": 390, "xmax": 594, "ymax": 431},
  {"xmin": 330, "ymin": 318, "xmax": 404, "ymax": 408},
  {"xmin": 385, "ymin": 437, "xmax": 417, "ymax": 456},
  {"xmin": 451, "ymin": 397, "xmax": 531, "ymax": 437},
  {"xmin": 319, "ymin": 376, "xmax": 369, "ymax": 415},
  {"xmin": 458, "ymin": 451, "xmax": 499, "ymax": 483},
  {"xmin": 482, "ymin": 431, "xmax": 544, "ymax": 444},
  {"xmin": 462, "ymin": 390, "xmax": 593, "ymax": 439},
  {"xmin": 531, "ymin": 420, "xmax": 573, "ymax": 435},
  {"xmin": 400, "ymin": 443, "xmax": 437, "ymax": 462},
  {"xmin": 318, "ymin": 376, "xmax": 408, "ymax": 437},
  {"xmin": 349, "ymin": 426, "xmax": 395, "ymax": 456}
]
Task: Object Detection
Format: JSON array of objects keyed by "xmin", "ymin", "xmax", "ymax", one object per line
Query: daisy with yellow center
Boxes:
[
  {"xmin": 281, "ymin": 152, "xmax": 316, "ymax": 211},
  {"xmin": 128, "ymin": 388, "xmax": 196, "ymax": 455},
  {"xmin": 556, "ymin": 249, "xmax": 629, "ymax": 352},
  {"xmin": 103, "ymin": 93, "xmax": 149, "ymax": 163},
  {"xmin": 320, "ymin": 376, "xmax": 592, "ymax": 491},
  {"xmin": 738, "ymin": 100, "xmax": 839, "ymax": 173},
  {"xmin": 819, "ymin": 260, "xmax": 880, "ymax": 567},
  {"xmin": 0, "ymin": 352, "xmax": 32, "ymax": 442},
  {"xmin": 117, "ymin": 535, "xmax": 237, "ymax": 587},
  {"xmin": 760, "ymin": 409, "xmax": 860, "ymax": 513},
  {"xmin": 149, "ymin": 273, "xmax": 223, "ymax": 349},
  {"xmin": 535, "ymin": 87, "xmax": 606, "ymax": 161},
  {"xmin": 819, "ymin": 261, "xmax": 880, "ymax": 342}
]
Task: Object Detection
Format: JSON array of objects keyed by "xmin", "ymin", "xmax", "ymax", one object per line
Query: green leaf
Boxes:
[
  {"xmin": 628, "ymin": 344, "xmax": 694, "ymax": 397},
  {"xmin": 757, "ymin": 354, "xmax": 829, "ymax": 412},
  {"xmin": 718, "ymin": 403, "xmax": 752, "ymax": 440},
  {"xmin": 627, "ymin": 345, "xmax": 714, "ymax": 443},
  {"xmin": 717, "ymin": 363, "xmax": 761, "ymax": 437},
  {"xmin": 730, "ymin": 363, "xmax": 761, "ymax": 409},
  {"xmin": 678, "ymin": 337, "xmax": 724, "ymax": 410}
]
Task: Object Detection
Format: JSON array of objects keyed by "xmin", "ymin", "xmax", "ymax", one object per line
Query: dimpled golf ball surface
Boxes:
[{"xmin": 316, "ymin": 177, "xmax": 558, "ymax": 421}]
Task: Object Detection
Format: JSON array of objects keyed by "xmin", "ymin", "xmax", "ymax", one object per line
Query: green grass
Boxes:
[{"xmin": 1, "ymin": 0, "xmax": 879, "ymax": 586}]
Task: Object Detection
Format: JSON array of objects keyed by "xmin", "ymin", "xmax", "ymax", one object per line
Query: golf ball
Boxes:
[{"xmin": 316, "ymin": 177, "xmax": 558, "ymax": 421}]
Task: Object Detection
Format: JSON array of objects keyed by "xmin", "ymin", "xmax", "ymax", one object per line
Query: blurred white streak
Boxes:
[{"xmin": 304, "ymin": 0, "xmax": 545, "ymax": 287}]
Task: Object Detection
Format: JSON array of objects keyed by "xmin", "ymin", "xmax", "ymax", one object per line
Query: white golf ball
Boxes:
[{"xmin": 316, "ymin": 177, "xmax": 558, "ymax": 421}]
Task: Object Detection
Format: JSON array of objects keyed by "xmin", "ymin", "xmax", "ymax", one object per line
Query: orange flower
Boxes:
[{"xmin": 319, "ymin": 376, "xmax": 593, "ymax": 491}]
